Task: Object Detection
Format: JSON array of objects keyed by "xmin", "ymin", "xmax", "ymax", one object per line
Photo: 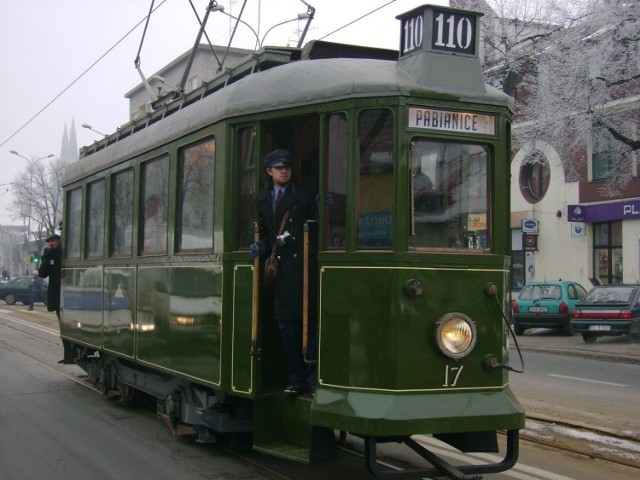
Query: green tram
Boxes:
[{"xmin": 61, "ymin": 5, "xmax": 524, "ymax": 479}]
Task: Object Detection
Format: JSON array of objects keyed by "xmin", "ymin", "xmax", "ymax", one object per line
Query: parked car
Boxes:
[
  {"xmin": 512, "ymin": 280, "xmax": 588, "ymax": 336},
  {"xmin": 571, "ymin": 284, "xmax": 640, "ymax": 343},
  {"xmin": 0, "ymin": 276, "xmax": 48, "ymax": 305}
]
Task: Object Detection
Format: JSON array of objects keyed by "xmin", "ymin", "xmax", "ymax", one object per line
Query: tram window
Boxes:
[
  {"xmin": 409, "ymin": 140, "xmax": 490, "ymax": 251},
  {"xmin": 140, "ymin": 155, "xmax": 169, "ymax": 255},
  {"xmin": 66, "ymin": 187, "xmax": 82, "ymax": 259},
  {"xmin": 86, "ymin": 179, "xmax": 105, "ymax": 258},
  {"xmin": 357, "ymin": 109, "xmax": 394, "ymax": 249},
  {"xmin": 177, "ymin": 139, "xmax": 215, "ymax": 252},
  {"xmin": 324, "ymin": 113, "xmax": 348, "ymax": 249},
  {"xmin": 111, "ymin": 169, "xmax": 134, "ymax": 257},
  {"xmin": 236, "ymin": 127, "xmax": 257, "ymax": 249}
]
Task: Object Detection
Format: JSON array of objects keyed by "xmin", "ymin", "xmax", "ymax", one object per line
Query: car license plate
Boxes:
[
  {"xmin": 529, "ymin": 306, "xmax": 548, "ymax": 313},
  {"xmin": 589, "ymin": 325, "xmax": 611, "ymax": 331}
]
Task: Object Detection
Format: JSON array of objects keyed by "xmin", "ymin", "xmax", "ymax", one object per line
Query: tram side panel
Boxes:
[
  {"xmin": 61, "ymin": 267, "xmax": 105, "ymax": 351},
  {"xmin": 136, "ymin": 265, "xmax": 223, "ymax": 386}
]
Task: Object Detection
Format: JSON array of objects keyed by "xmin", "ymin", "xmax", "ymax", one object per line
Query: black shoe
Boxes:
[{"xmin": 283, "ymin": 383, "xmax": 307, "ymax": 397}]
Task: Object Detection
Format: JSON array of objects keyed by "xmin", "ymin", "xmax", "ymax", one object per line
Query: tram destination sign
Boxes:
[{"xmin": 408, "ymin": 107, "xmax": 496, "ymax": 135}]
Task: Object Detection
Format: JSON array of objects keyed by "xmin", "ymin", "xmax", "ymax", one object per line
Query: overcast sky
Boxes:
[{"xmin": 0, "ymin": 0, "xmax": 446, "ymax": 226}]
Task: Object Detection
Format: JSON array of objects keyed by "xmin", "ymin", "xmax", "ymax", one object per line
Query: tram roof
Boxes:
[{"xmin": 66, "ymin": 45, "xmax": 510, "ymax": 186}]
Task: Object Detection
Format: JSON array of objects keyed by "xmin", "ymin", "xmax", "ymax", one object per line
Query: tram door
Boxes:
[{"xmin": 231, "ymin": 115, "xmax": 320, "ymax": 396}]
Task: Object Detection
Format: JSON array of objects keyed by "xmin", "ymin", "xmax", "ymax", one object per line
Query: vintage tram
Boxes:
[{"xmin": 60, "ymin": 5, "xmax": 524, "ymax": 479}]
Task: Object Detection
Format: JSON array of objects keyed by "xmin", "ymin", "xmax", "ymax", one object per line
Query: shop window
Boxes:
[
  {"xmin": 593, "ymin": 221, "xmax": 623, "ymax": 285},
  {"xmin": 519, "ymin": 150, "xmax": 549, "ymax": 203}
]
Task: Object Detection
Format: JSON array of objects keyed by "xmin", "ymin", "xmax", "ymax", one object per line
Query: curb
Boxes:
[{"xmin": 513, "ymin": 344, "xmax": 640, "ymax": 365}]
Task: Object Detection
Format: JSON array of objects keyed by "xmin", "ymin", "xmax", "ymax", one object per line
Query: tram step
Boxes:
[{"xmin": 253, "ymin": 394, "xmax": 335, "ymax": 463}]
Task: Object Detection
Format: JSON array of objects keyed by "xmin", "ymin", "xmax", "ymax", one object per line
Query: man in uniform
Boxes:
[{"xmin": 251, "ymin": 148, "xmax": 318, "ymax": 396}]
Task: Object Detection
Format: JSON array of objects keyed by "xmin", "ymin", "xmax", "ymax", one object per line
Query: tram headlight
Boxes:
[{"xmin": 435, "ymin": 313, "xmax": 477, "ymax": 360}]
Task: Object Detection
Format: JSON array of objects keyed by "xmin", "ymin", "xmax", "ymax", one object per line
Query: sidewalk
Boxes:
[{"xmin": 511, "ymin": 328, "xmax": 640, "ymax": 364}]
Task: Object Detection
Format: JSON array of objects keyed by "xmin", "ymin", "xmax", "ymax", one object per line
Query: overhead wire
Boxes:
[
  {"xmin": 319, "ymin": 0, "xmax": 396, "ymax": 41},
  {"xmin": 2, "ymin": 0, "xmax": 399, "ymax": 149},
  {"xmin": 0, "ymin": 0, "xmax": 169, "ymax": 149}
]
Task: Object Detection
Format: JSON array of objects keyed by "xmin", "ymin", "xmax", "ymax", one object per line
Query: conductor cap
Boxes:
[{"xmin": 265, "ymin": 148, "xmax": 292, "ymax": 169}]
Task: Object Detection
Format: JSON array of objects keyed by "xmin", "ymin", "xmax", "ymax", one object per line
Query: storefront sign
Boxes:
[
  {"xmin": 568, "ymin": 200, "xmax": 640, "ymax": 222},
  {"xmin": 570, "ymin": 223, "xmax": 585, "ymax": 238},
  {"xmin": 521, "ymin": 219, "xmax": 539, "ymax": 234}
]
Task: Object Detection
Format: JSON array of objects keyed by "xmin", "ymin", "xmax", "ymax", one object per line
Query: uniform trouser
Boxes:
[{"xmin": 278, "ymin": 317, "xmax": 317, "ymax": 388}]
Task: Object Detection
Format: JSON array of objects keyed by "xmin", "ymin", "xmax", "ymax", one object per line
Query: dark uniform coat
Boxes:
[
  {"xmin": 38, "ymin": 244, "xmax": 62, "ymax": 313},
  {"xmin": 255, "ymin": 181, "xmax": 317, "ymax": 322}
]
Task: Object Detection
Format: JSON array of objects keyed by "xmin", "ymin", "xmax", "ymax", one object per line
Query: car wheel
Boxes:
[
  {"xmin": 513, "ymin": 324, "xmax": 525, "ymax": 336},
  {"xmin": 5, "ymin": 293, "xmax": 16, "ymax": 305},
  {"xmin": 582, "ymin": 333, "xmax": 597, "ymax": 343}
]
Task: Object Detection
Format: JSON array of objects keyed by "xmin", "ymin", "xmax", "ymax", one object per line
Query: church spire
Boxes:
[
  {"xmin": 59, "ymin": 123, "xmax": 69, "ymax": 161},
  {"xmin": 67, "ymin": 117, "xmax": 78, "ymax": 162}
]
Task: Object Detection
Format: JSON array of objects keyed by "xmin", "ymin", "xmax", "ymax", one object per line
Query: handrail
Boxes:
[
  {"xmin": 303, "ymin": 220, "xmax": 317, "ymax": 364},
  {"xmin": 250, "ymin": 222, "xmax": 261, "ymax": 358}
]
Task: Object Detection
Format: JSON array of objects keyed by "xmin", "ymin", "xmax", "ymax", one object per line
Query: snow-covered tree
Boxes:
[
  {"xmin": 9, "ymin": 156, "xmax": 66, "ymax": 246},
  {"xmin": 453, "ymin": 0, "xmax": 640, "ymax": 195}
]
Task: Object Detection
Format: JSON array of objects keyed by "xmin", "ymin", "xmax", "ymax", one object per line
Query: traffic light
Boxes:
[{"xmin": 32, "ymin": 251, "xmax": 40, "ymax": 264}]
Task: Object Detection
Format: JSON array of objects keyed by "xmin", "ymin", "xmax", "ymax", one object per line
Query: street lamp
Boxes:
[
  {"xmin": 81, "ymin": 123, "xmax": 107, "ymax": 137},
  {"xmin": 9, "ymin": 150, "xmax": 54, "ymax": 162}
]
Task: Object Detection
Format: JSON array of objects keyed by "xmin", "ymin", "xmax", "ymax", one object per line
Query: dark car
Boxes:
[
  {"xmin": 0, "ymin": 276, "xmax": 48, "ymax": 305},
  {"xmin": 512, "ymin": 280, "xmax": 588, "ymax": 336},
  {"xmin": 571, "ymin": 284, "xmax": 640, "ymax": 343}
]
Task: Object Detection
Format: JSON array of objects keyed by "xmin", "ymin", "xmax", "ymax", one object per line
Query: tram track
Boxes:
[
  {"xmin": 2, "ymin": 313, "xmax": 639, "ymax": 478},
  {"xmin": 514, "ymin": 415, "xmax": 640, "ymax": 471}
]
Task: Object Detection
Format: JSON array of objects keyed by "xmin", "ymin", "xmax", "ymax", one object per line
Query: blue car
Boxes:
[
  {"xmin": 512, "ymin": 281, "xmax": 588, "ymax": 336},
  {"xmin": 571, "ymin": 284, "xmax": 640, "ymax": 343}
]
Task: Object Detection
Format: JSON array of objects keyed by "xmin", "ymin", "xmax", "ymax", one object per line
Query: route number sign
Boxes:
[{"xmin": 400, "ymin": 7, "xmax": 479, "ymax": 57}]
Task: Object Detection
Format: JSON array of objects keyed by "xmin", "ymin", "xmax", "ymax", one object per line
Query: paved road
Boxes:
[{"xmin": 511, "ymin": 327, "xmax": 640, "ymax": 364}]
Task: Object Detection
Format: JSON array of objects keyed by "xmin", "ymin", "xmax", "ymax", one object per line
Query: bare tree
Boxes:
[
  {"xmin": 454, "ymin": 0, "xmax": 640, "ymax": 195},
  {"xmin": 9, "ymin": 156, "xmax": 66, "ymax": 246}
]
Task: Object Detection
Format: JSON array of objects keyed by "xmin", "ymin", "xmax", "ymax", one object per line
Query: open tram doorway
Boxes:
[{"xmin": 258, "ymin": 113, "xmax": 320, "ymax": 395}]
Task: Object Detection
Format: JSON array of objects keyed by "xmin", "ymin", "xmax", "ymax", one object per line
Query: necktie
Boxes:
[{"xmin": 276, "ymin": 189, "xmax": 283, "ymax": 203}]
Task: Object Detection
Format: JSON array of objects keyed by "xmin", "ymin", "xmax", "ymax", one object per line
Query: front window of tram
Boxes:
[{"xmin": 410, "ymin": 140, "xmax": 490, "ymax": 250}]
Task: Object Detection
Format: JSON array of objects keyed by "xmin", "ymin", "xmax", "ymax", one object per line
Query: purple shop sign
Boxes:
[{"xmin": 568, "ymin": 200, "xmax": 640, "ymax": 222}]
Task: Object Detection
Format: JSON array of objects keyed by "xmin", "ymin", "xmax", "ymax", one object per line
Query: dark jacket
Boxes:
[
  {"xmin": 256, "ymin": 181, "xmax": 317, "ymax": 322},
  {"xmin": 38, "ymin": 244, "xmax": 62, "ymax": 313}
]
